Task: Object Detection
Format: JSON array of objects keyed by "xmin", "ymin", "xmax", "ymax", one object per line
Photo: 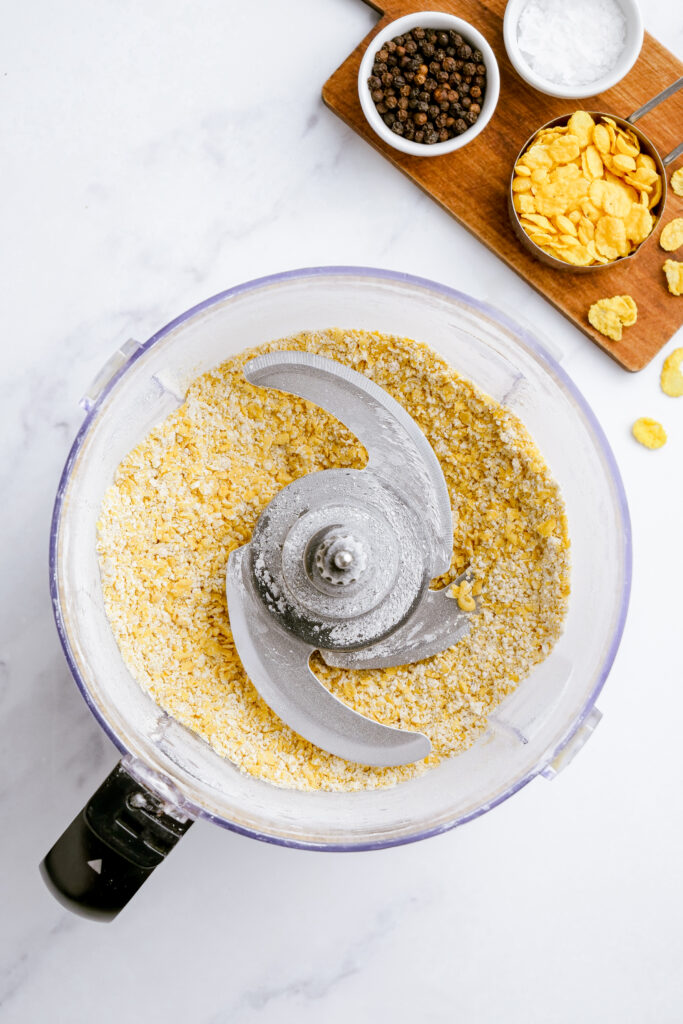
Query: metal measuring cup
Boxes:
[{"xmin": 508, "ymin": 77, "xmax": 683, "ymax": 272}]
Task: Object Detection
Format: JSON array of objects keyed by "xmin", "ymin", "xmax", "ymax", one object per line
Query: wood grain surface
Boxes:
[{"xmin": 322, "ymin": 0, "xmax": 683, "ymax": 370}]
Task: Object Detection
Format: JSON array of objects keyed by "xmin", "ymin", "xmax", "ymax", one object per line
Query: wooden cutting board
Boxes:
[{"xmin": 322, "ymin": 0, "xmax": 683, "ymax": 370}]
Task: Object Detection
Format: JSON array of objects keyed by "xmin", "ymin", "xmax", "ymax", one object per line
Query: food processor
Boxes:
[{"xmin": 41, "ymin": 267, "xmax": 631, "ymax": 920}]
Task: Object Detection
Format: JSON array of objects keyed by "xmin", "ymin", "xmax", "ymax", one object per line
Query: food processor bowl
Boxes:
[{"xmin": 43, "ymin": 267, "xmax": 631, "ymax": 918}]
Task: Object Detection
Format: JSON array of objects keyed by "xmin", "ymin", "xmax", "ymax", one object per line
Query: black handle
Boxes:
[{"xmin": 40, "ymin": 760, "xmax": 193, "ymax": 921}]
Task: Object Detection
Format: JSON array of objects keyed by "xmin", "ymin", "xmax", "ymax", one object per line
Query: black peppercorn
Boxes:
[{"xmin": 368, "ymin": 25, "xmax": 487, "ymax": 145}]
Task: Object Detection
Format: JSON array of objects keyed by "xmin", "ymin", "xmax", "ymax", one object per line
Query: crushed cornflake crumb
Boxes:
[{"xmin": 97, "ymin": 329, "xmax": 570, "ymax": 792}]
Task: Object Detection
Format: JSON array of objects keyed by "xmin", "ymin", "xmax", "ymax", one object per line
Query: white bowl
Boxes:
[
  {"xmin": 503, "ymin": 0, "xmax": 643, "ymax": 99},
  {"xmin": 357, "ymin": 11, "xmax": 500, "ymax": 157}
]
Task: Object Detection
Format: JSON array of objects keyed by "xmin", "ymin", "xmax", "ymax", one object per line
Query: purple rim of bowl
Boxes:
[{"xmin": 49, "ymin": 265, "xmax": 632, "ymax": 852}]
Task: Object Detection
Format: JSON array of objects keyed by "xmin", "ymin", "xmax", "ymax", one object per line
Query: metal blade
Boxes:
[
  {"xmin": 320, "ymin": 585, "xmax": 471, "ymax": 669},
  {"xmin": 226, "ymin": 544, "xmax": 431, "ymax": 767},
  {"xmin": 244, "ymin": 351, "xmax": 453, "ymax": 575}
]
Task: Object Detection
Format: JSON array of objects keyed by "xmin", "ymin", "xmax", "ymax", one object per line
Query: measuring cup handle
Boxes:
[
  {"xmin": 662, "ymin": 142, "xmax": 683, "ymax": 167},
  {"xmin": 40, "ymin": 761, "xmax": 193, "ymax": 922},
  {"xmin": 627, "ymin": 77, "xmax": 683, "ymax": 124}
]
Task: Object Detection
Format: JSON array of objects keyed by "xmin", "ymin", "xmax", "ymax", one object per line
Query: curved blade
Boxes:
[
  {"xmin": 244, "ymin": 351, "xmax": 453, "ymax": 575},
  {"xmin": 226, "ymin": 545, "xmax": 431, "ymax": 767},
  {"xmin": 320, "ymin": 585, "xmax": 471, "ymax": 670}
]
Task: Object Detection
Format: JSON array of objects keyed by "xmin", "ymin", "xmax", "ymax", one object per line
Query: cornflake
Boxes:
[
  {"xmin": 588, "ymin": 294, "xmax": 638, "ymax": 341},
  {"xmin": 663, "ymin": 259, "xmax": 683, "ymax": 296},
  {"xmin": 632, "ymin": 417, "xmax": 667, "ymax": 449},
  {"xmin": 661, "ymin": 347, "xmax": 683, "ymax": 397},
  {"xmin": 660, "ymin": 218, "xmax": 683, "ymax": 252},
  {"xmin": 671, "ymin": 168, "xmax": 683, "ymax": 197}
]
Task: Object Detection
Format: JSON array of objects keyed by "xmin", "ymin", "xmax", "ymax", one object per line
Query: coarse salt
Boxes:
[{"xmin": 517, "ymin": 0, "xmax": 627, "ymax": 87}]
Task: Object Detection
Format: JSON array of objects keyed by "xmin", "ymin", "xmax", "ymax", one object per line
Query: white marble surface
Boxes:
[{"xmin": 2, "ymin": 1, "xmax": 683, "ymax": 1020}]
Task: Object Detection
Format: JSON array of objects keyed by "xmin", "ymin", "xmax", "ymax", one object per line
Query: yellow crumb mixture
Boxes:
[{"xmin": 97, "ymin": 329, "xmax": 570, "ymax": 791}]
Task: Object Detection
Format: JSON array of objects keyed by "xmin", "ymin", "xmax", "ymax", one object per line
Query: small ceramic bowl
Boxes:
[
  {"xmin": 503, "ymin": 0, "xmax": 643, "ymax": 99},
  {"xmin": 357, "ymin": 11, "xmax": 500, "ymax": 158}
]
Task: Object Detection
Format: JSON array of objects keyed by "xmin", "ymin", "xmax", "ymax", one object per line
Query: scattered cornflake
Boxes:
[
  {"xmin": 97, "ymin": 329, "xmax": 570, "ymax": 793},
  {"xmin": 671, "ymin": 168, "xmax": 683, "ymax": 197},
  {"xmin": 660, "ymin": 217, "xmax": 683, "ymax": 252},
  {"xmin": 663, "ymin": 259, "xmax": 683, "ymax": 296},
  {"xmin": 450, "ymin": 579, "xmax": 476, "ymax": 612},
  {"xmin": 661, "ymin": 347, "xmax": 683, "ymax": 397},
  {"xmin": 588, "ymin": 294, "xmax": 637, "ymax": 341},
  {"xmin": 632, "ymin": 417, "xmax": 667, "ymax": 449}
]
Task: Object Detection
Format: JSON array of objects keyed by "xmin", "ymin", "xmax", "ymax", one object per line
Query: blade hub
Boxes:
[
  {"xmin": 312, "ymin": 530, "xmax": 368, "ymax": 586},
  {"xmin": 249, "ymin": 468, "xmax": 430, "ymax": 651}
]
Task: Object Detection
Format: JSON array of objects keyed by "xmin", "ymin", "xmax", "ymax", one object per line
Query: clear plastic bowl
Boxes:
[{"xmin": 50, "ymin": 267, "xmax": 631, "ymax": 850}]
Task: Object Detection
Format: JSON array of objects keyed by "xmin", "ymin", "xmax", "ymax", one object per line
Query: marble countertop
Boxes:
[{"xmin": 2, "ymin": 1, "xmax": 682, "ymax": 1021}]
